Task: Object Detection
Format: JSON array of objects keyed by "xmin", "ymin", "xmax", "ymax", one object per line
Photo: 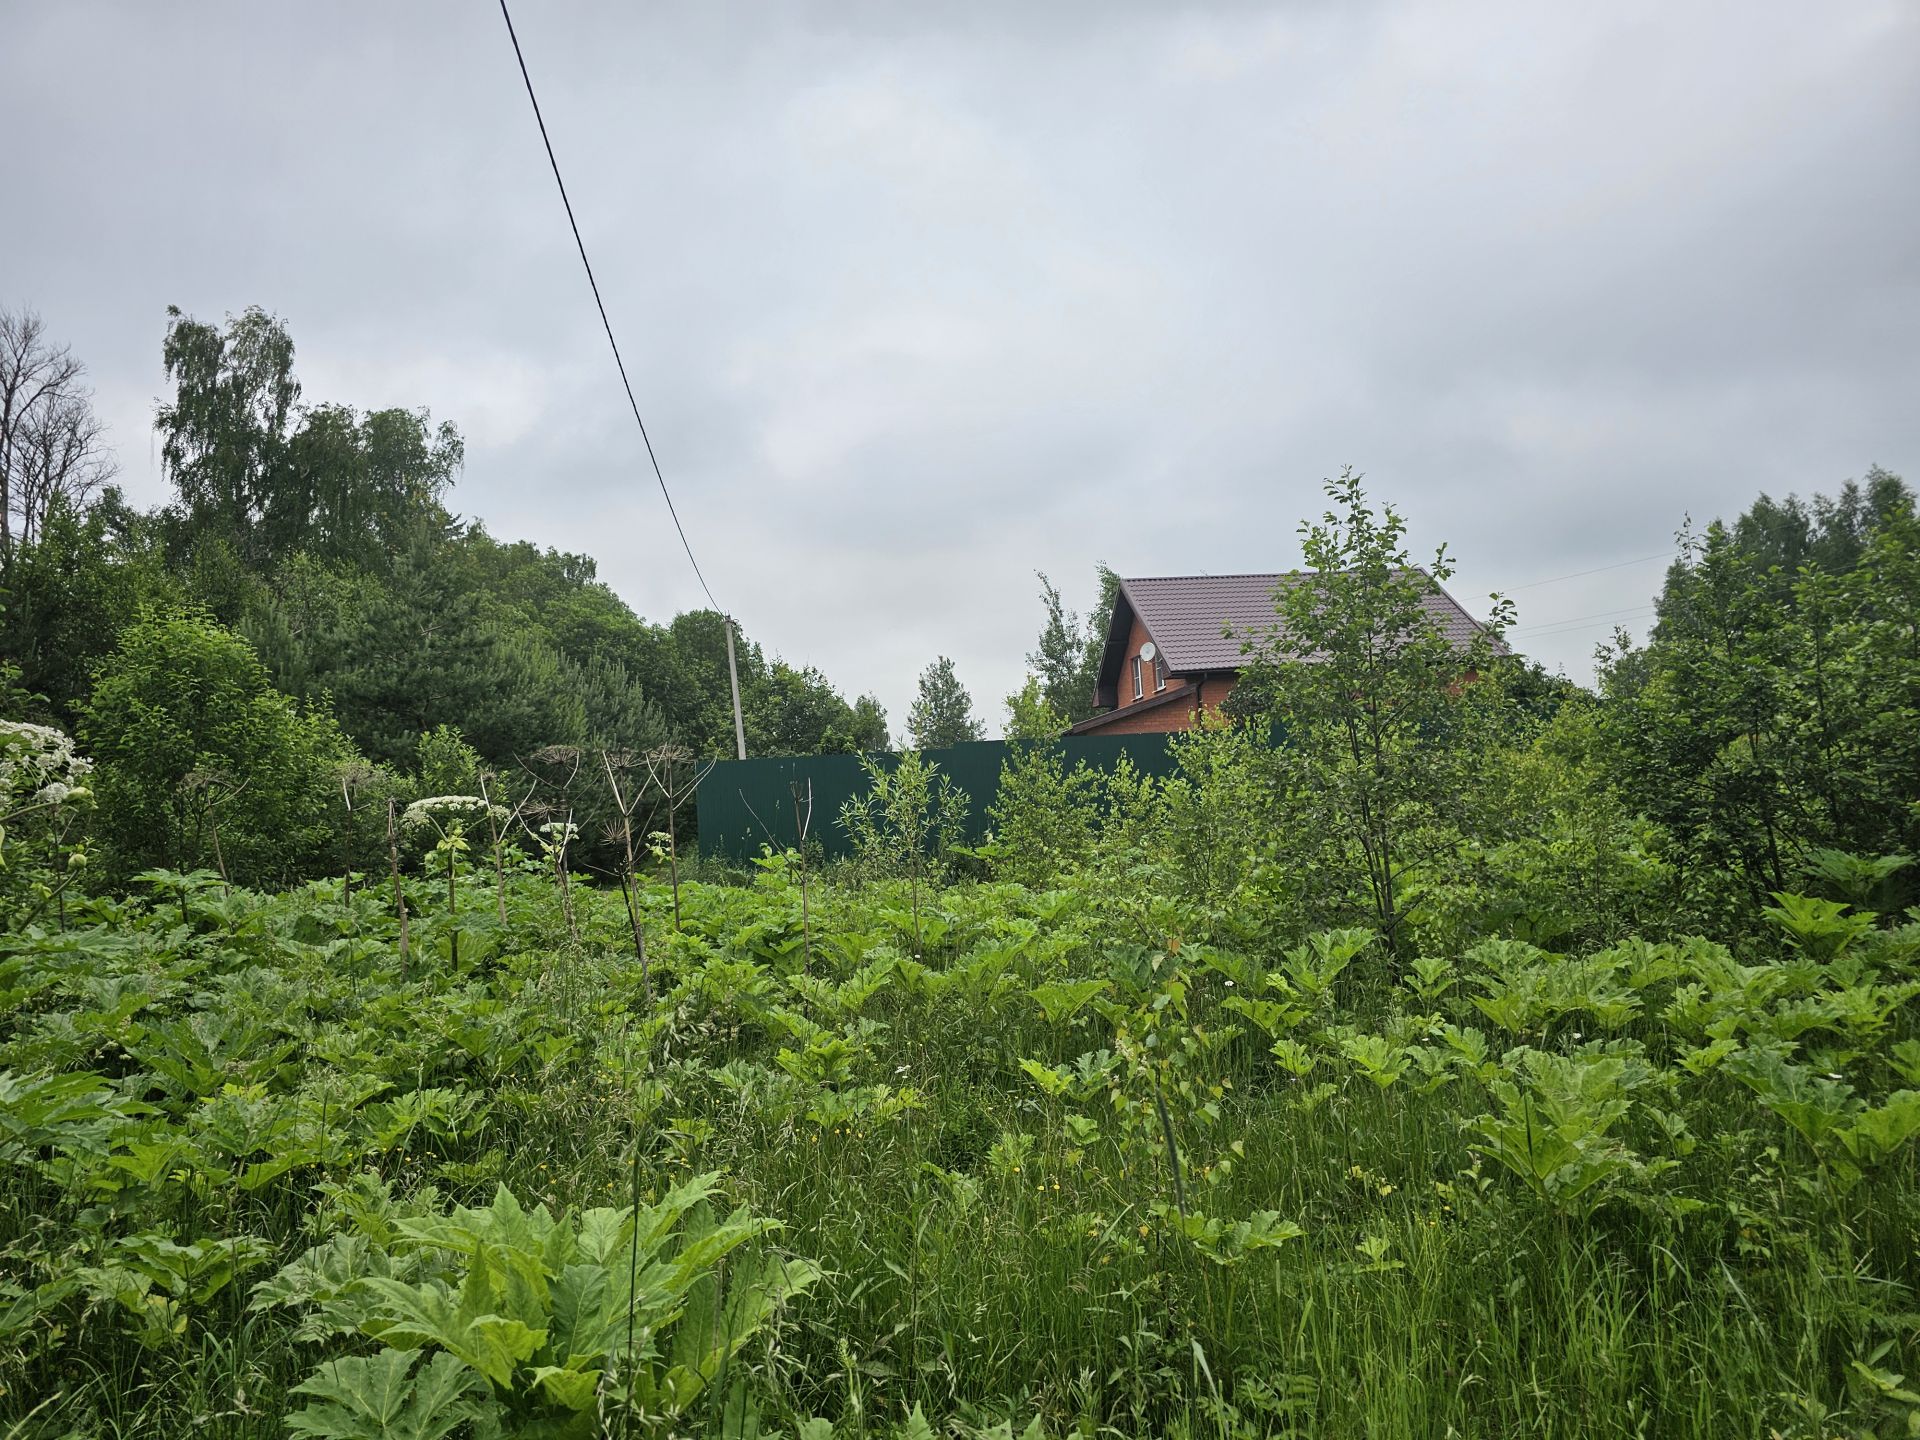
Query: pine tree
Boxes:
[{"xmin": 906, "ymin": 656, "xmax": 984, "ymax": 750}]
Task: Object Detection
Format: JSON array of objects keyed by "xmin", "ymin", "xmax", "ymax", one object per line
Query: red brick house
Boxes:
[{"xmin": 1067, "ymin": 571, "xmax": 1500, "ymax": 736}]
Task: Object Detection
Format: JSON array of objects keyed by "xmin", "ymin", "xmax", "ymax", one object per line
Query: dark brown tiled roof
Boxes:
[{"xmin": 1096, "ymin": 570, "xmax": 1502, "ymax": 705}]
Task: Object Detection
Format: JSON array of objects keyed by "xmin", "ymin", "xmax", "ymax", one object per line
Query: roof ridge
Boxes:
[
  {"xmin": 1124, "ymin": 566, "xmax": 1437, "ymax": 583},
  {"xmin": 1125, "ymin": 571, "xmax": 1282, "ymax": 582}
]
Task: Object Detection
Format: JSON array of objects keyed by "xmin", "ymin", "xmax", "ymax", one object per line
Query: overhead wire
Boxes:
[
  {"xmin": 1513, "ymin": 612, "xmax": 1658, "ymax": 644},
  {"xmin": 1511, "ymin": 602, "xmax": 1660, "ymax": 635},
  {"xmin": 496, "ymin": 0, "xmax": 721, "ymax": 614},
  {"xmin": 499, "ymin": 0, "xmax": 1686, "ymax": 653},
  {"xmin": 1499, "ymin": 549, "xmax": 1678, "ymax": 649},
  {"xmin": 1506, "ymin": 549, "xmax": 1677, "ymax": 592}
]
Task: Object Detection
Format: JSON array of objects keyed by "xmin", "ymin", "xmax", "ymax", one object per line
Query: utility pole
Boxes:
[{"xmin": 724, "ymin": 616, "xmax": 747, "ymax": 760}]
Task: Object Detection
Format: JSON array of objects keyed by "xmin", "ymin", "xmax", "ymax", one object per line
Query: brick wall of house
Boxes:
[
  {"xmin": 1196, "ymin": 674, "xmax": 1238, "ymax": 713},
  {"xmin": 1088, "ymin": 676, "xmax": 1237, "ymax": 735},
  {"xmin": 1091, "ymin": 696, "xmax": 1197, "ymax": 734}
]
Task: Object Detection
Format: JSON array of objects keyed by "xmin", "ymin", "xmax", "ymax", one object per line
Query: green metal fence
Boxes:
[{"xmin": 694, "ymin": 734, "xmax": 1181, "ymax": 861}]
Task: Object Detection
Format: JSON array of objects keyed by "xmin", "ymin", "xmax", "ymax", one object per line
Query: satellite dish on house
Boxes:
[{"xmin": 1140, "ymin": 641, "xmax": 1157, "ymax": 661}]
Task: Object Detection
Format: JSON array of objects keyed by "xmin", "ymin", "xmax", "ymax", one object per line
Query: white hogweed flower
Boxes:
[
  {"xmin": 0, "ymin": 719, "xmax": 94, "ymax": 813},
  {"xmin": 402, "ymin": 794, "xmax": 507, "ymax": 832}
]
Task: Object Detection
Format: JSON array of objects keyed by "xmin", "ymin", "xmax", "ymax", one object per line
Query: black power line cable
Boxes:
[
  {"xmin": 1511, "ymin": 602, "xmax": 1659, "ymax": 635},
  {"xmin": 497, "ymin": 0, "xmax": 721, "ymax": 613},
  {"xmin": 1506, "ymin": 550, "xmax": 1676, "ymax": 592}
]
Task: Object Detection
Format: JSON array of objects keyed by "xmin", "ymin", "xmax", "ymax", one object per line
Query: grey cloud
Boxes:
[{"xmin": 4, "ymin": 0, "xmax": 1915, "ymax": 725}]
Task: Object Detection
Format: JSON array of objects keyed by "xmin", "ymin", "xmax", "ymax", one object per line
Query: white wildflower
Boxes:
[
  {"xmin": 0, "ymin": 719, "xmax": 93, "ymax": 813},
  {"xmin": 402, "ymin": 794, "xmax": 506, "ymax": 831},
  {"xmin": 401, "ymin": 795, "xmax": 509, "ymax": 842}
]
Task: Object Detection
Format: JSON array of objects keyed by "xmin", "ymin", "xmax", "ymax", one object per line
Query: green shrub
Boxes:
[{"xmin": 80, "ymin": 609, "xmax": 357, "ymax": 885}]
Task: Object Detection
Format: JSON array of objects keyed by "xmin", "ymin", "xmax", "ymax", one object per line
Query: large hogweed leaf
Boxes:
[
  {"xmin": 269, "ymin": 1175, "xmax": 819, "ymax": 1430},
  {"xmin": 0, "ymin": 1069, "xmax": 125, "ymax": 1164},
  {"xmin": 1730, "ymin": 1052, "xmax": 1920, "ymax": 1187},
  {"xmin": 1468, "ymin": 1048, "xmax": 1666, "ymax": 1217},
  {"xmin": 285, "ymin": 1348, "xmax": 485, "ymax": 1440}
]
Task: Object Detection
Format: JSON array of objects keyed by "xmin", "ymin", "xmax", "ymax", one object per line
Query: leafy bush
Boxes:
[{"xmin": 80, "ymin": 610, "xmax": 358, "ymax": 885}]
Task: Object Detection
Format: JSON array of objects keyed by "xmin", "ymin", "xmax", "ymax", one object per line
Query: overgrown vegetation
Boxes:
[
  {"xmin": 5, "ymin": 301, "xmax": 1920, "ymax": 1436},
  {"xmin": 0, "ymin": 304, "xmax": 889, "ymax": 801}
]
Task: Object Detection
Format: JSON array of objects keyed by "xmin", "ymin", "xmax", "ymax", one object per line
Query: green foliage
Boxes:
[
  {"xmin": 157, "ymin": 305, "xmax": 459, "ymax": 571},
  {"xmin": 1469, "ymin": 1048, "xmax": 1668, "ymax": 1217},
  {"xmin": 1000, "ymin": 676, "xmax": 1067, "ymax": 744},
  {"xmin": 80, "ymin": 610, "xmax": 354, "ymax": 884},
  {"xmin": 0, "ymin": 491, "xmax": 179, "ymax": 726},
  {"xmin": 1601, "ymin": 473, "xmax": 1920, "ymax": 924},
  {"xmin": 839, "ymin": 752, "xmax": 970, "ymax": 889},
  {"xmin": 5, "ymin": 846, "xmax": 1920, "ymax": 1435},
  {"xmin": 986, "ymin": 734, "xmax": 1099, "ymax": 888},
  {"xmin": 1024, "ymin": 568, "xmax": 1119, "ymax": 727},
  {"xmin": 1230, "ymin": 468, "xmax": 1513, "ymax": 957},
  {"xmin": 274, "ymin": 1179, "xmax": 819, "ymax": 1433},
  {"xmin": 285, "ymin": 1349, "xmax": 484, "ymax": 1440},
  {"xmin": 906, "ymin": 655, "xmax": 984, "ymax": 750},
  {"xmin": 8, "ymin": 364, "xmax": 1920, "ymax": 1439},
  {"xmin": 1802, "ymin": 847, "xmax": 1913, "ymax": 913},
  {"xmin": 413, "ymin": 725, "xmax": 481, "ymax": 798},
  {"xmin": 659, "ymin": 610, "xmax": 885, "ymax": 760},
  {"xmin": 4, "ymin": 307, "xmax": 882, "ymax": 795},
  {"xmin": 0, "ymin": 720, "xmax": 93, "ymax": 925}
]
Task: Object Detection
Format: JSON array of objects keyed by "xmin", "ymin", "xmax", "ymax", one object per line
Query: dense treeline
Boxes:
[
  {"xmin": 1603, "ymin": 468, "xmax": 1919, "ymax": 922},
  {"xmin": 0, "ymin": 304, "xmax": 886, "ymax": 882}
]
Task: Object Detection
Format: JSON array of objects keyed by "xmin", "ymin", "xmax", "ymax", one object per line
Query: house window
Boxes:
[
  {"xmin": 1131, "ymin": 655, "xmax": 1143, "ymax": 700},
  {"xmin": 1154, "ymin": 656, "xmax": 1167, "ymax": 692}
]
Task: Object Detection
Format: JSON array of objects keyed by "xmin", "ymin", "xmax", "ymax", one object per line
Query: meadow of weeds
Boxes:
[{"xmin": 2, "ymin": 846, "xmax": 1918, "ymax": 1439}]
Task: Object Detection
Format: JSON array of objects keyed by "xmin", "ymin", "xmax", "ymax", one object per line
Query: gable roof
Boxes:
[{"xmin": 1094, "ymin": 570, "xmax": 1502, "ymax": 707}]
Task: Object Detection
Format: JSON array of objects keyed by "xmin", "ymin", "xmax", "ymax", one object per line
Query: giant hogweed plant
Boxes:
[
  {"xmin": 259, "ymin": 1174, "xmax": 819, "ymax": 1437},
  {"xmin": 0, "ymin": 718, "xmax": 95, "ymax": 925},
  {"xmin": 402, "ymin": 796, "xmax": 507, "ymax": 970},
  {"xmin": 9, "ymin": 839, "xmax": 1920, "ymax": 1432}
]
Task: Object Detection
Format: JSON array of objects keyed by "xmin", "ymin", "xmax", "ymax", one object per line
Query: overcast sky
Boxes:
[{"xmin": 6, "ymin": 1, "xmax": 1917, "ymax": 734}]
